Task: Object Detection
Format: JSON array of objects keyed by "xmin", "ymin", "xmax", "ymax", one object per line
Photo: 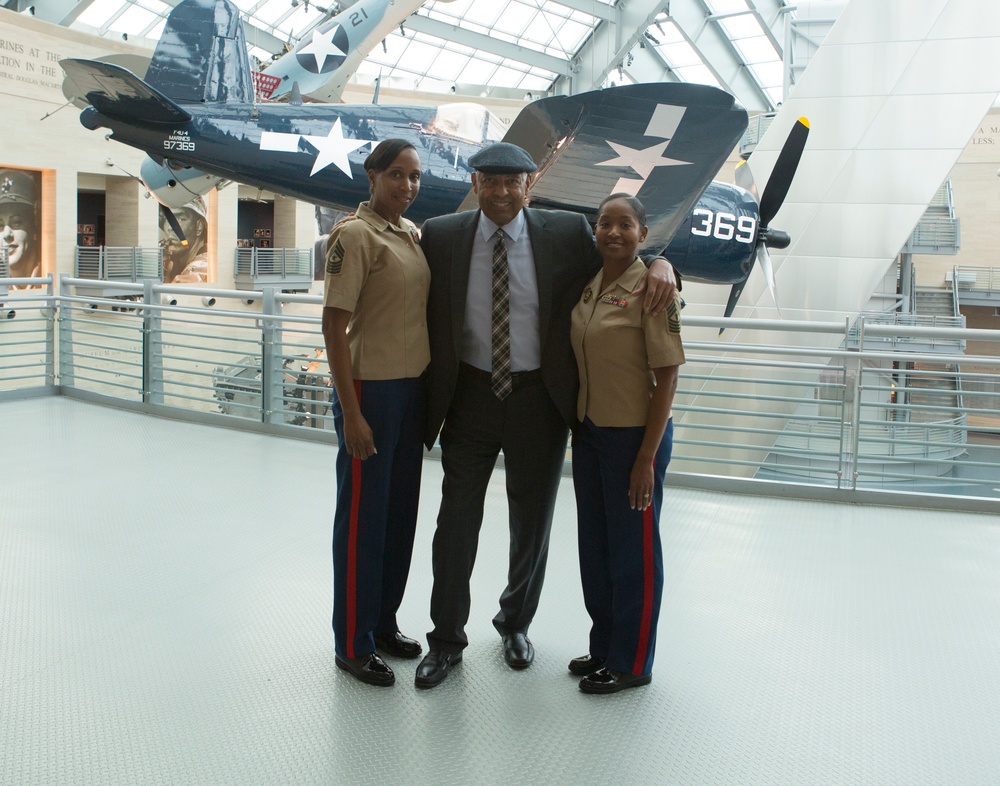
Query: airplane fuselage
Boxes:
[{"xmin": 85, "ymin": 103, "xmax": 483, "ymax": 222}]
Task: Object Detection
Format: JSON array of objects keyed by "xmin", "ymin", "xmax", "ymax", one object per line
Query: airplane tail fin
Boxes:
[
  {"xmin": 61, "ymin": 59, "xmax": 193, "ymax": 124},
  {"xmin": 144, "ymin": 0, "xmax": 255, "ymax": 104}
]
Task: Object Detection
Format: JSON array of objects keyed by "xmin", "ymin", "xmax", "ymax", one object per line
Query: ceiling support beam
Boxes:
[
  {"xmin": 550, "ymin": 0, "xmax": 617, "ymax": 22},
  {"xmin": 404, "ymin": 14, "xmax": 572, "ymax": 76},
  {"xmin": 667, "ymin": 0, "xmax": 774, "ymax": 111},
  {"xmin": 562, "ymin": 0, "xmax": 777, "ymax": 111},
  {"xmin": 557, "ymin": 0, "xmax": 672, "ymax": 94}
]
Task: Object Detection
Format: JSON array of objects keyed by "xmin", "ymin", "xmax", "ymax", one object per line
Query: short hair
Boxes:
[
  {"xmin": 364, "ymin": 139, "xmax": 417, "ymax": 173},
  {"xmin": 598, "ymin": 193, "xmax": 647, "ymax": 227}
]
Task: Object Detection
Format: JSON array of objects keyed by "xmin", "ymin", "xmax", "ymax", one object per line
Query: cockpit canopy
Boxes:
[{"xmin": 425, "ymin": 103, "xmax": 506, "ymax": 144}]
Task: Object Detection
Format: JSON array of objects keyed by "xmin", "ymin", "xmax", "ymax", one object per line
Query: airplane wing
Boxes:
[
  {"xmin": 60, "ymin": 59, "xmax": 192, "ymax": 125},
  {"xmin": 482, "ymin": 83, "xmax": 748, "ymax": 254}
]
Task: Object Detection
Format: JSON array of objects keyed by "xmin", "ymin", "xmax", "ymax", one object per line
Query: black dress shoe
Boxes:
[
  {"xmin": 502, "ymin": 632, "xmax": 534, "ymax": 669},
  {"xmin": 335, "ymin": 653, "xmax": 395, "ymax": 687},
  {"xmin": 579, "ymin": 667, "xmax": 651, "ymax": 694},
  {"xmin": 568, "ymin": 654, "xmax": 607, "ymax": 676},
  {"xmin": 373, "ymin": 631, "xmax": 422, "ymax": 659},
  {"xmin": 414, "ymin": 650, "xmax": 462, "ymax": 689}
]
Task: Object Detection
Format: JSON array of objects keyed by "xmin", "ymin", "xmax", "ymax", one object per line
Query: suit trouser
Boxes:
[
  {"xmin": 331, "ymin": 376, "xmax": 425, "ymax": 660},
  {"xmin": 427, "ymin": 363, "xmax": 568, "ymax": 652},
  {"xmin": 572, "ymin": 417, "xmax": 673, "ymax": 676}
]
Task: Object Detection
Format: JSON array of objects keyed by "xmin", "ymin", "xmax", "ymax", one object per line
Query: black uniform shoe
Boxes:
[
  {"xmin": 568, "ymin": 654, "xmax": 607, "ymax": 676},
  {"xmin": 501, "ymin": 632, "xmax": 534, "ymax": 669},
  {"xmin": 579, "ymin": 667, "xmax": 651, "ymax": 694},
  {"xmin": 414, "ymin": 650, "xmax": 462, "ymax": 689},
  {"xmin": 373, "ymin": 631, "xmax": 423, "ymax": 659},
  {"xmin": 335, "ymin": 653, "xmax": 395, "ymax": 687}
]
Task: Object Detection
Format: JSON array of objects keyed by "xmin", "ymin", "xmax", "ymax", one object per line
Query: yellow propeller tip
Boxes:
[{"xmin": 798, "ymin": 117, "xmax": 810, "ymax": 128}]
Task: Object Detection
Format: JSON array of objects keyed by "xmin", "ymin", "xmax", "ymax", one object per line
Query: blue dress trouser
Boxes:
[
  {"xmin": 572, "ymin": 417, "xmax": 673, "ymax": 676},
  {"xmin": 331, "ymin": 376, "xmax": 425, "ymax": 660}
]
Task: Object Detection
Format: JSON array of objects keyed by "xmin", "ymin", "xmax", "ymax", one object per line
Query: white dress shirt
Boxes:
[{"xmin": 461, "ymin": 209, "xmax": 541, "ymax": 372}]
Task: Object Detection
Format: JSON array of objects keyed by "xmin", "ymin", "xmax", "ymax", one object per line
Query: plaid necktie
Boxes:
[{"xmin": 491, "ymin": 229, "xmax": 512, "ymax": 400}]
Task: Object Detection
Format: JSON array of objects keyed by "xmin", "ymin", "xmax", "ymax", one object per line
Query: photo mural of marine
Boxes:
[{"xmin": 0, "ymin": 167, "xmax": 41, "ymax": 283}]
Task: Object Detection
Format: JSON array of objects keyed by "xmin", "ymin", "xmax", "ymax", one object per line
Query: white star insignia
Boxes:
[
  {"xmin": 303, "ymin": 119, "xmax": 370, "ymax": 176},
  {"xmin": 595, "ymin": 103, "xmax": 694, "ymax": 196},
  {"xmin": 297, "ymin": 25, "xmax": 347, "ymax": 72},
  {"xmin": 259, "ymin": 119, "xmax": 371, "ymax": 177},
  {"xmin": 596, "ymin": 141, "xmax": 692, "ymax": 179}
]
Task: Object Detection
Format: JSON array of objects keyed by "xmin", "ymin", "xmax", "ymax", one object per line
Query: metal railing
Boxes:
[
  {"xmin": 2, "ymin": 275, "xmax": 999, "ymax": 505},
  {"xmin": 904, "ymin": 215, "xmax": 961, "ymax": 251},
  {"xmin": 847, "ymin": 311, "xmax": 965, "ymax": 351},
  {"xmin": 234, "ymin": 247, "xmax": 312, "ymax": 278},
  {"xmin": 74, "ymin": 246, "xmax": 163, "ymax": 282},
  {"xmin": 54, "ymin": 277, "xmax": 331, "ymax": 429},
  {"xmin": 0, "ymin": 276, "xmax": 56, "ymax": 391},
  {"xmin": 953, "ymin": 265, "xmax": 1000, "ymax": 297}
]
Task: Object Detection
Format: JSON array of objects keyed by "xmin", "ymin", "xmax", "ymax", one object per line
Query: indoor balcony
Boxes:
[{"xmin": 233, "ymin": 246, "xmax": 313, "ymax": 293}]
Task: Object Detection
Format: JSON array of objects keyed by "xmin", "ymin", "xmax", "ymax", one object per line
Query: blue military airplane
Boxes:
[{"xmin": 60, "ymin": 0, "xmax": 808, "ymax": 318}]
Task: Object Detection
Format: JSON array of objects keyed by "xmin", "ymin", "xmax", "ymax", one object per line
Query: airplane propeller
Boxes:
[{"xmin": 725, "ymin": 116, "xmax": 810, "ymax": 328}]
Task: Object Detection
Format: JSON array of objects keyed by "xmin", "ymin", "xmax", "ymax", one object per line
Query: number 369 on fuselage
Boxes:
[{"xmin": 662, "ymin": 181, "xmax": 760, "ymax": 286}]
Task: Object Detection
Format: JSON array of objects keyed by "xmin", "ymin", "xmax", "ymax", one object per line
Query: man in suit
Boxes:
[{"xmin": 414, "ymin": 142, "xmax": 676, "ymax": 688}]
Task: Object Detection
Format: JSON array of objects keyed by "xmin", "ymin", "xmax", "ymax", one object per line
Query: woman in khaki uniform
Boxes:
[
  {"xmin": 322, "ymin": 139, "xmax": 429, "ymax": 687},
  {"xmin": 568, "ymin": 193, "xmax": 685, "ymax": 694}
]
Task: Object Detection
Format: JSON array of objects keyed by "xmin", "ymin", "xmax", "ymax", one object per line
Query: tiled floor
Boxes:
[{"xmin": 3, "ymin": 397, "xmax": 1000, "ymax": 785}]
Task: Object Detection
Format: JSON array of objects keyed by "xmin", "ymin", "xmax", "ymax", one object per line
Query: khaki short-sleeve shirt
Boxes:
[
  {"xmin": 323, "ymin": 202, "xmax": 431, "ymax": 380},
  {"xmin": 570, "ymin": 258, "xmax": 685, "ymax": 427}
]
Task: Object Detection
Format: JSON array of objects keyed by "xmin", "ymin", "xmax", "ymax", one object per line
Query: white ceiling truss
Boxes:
[{"xmin": 16, "ymin": 0, "xmax": 815, "ymax": 110}]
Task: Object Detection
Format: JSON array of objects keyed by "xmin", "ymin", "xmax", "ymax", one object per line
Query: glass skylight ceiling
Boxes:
[
  {"xmin": 64, "ymin": 0, "xmax": 787, "ymax": 107},
  {"xmin": 702, "ymin": 0, "xmax": 783, "ymax": 106}
]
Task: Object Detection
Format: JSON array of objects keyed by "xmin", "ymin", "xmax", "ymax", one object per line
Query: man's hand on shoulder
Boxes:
[{"xmin": 631, "ymin": 257, "xmax": 677, "ymax": 315}]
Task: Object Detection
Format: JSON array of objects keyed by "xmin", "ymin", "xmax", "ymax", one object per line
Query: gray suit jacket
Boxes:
[{"xmin": 420, "ymin": 207, "xmax": 602, "ymax": 449}]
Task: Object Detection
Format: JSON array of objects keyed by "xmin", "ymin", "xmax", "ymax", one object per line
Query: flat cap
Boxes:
[{"xmin": 468, "ymin": 142, "xmax": 537, "ymax": 174}]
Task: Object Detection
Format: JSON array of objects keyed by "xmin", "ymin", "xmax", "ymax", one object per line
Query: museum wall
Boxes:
[
  {"xmin": 0, "ymin": 8, "xmax": 157, "ymax": 282},
  {"xmin": 913, "ymin": 107, "xmax": 1000, "ymax": 290}
]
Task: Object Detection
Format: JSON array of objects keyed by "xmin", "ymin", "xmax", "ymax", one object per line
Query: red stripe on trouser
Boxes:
[
  {"xmin": 632, "ymin": 500, "xmax": 655, "ymax": 675},
  {"xmin": 346, "ymin": 380, "xmax": 363, "ymax": 659}
]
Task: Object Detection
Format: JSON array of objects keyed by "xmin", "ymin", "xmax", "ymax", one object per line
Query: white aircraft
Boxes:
[{"xmin": 260, "ymin": 0, "xmax": 435, "ymax": 103}]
